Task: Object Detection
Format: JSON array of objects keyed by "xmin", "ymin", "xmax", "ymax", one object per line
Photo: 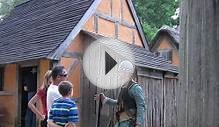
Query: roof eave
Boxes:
[
  {"xmin": 135, "ymin": 63, "xmax": 179, "ymax": 74},
  {"xmin": 47, "ymin": 0, "xmax": 102, "ymax": 60}
]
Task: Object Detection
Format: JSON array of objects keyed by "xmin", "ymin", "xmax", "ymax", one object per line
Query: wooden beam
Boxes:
[
  {"xmin": 68, "ymin": 59, "xmax": 80, "ymax": 74},
  {"xmin": 132, "ymin": 29, "xmax": 135, "ymax": 44},
  {"xmin": 110, "ymin": 0, "xmax": 113, "ymax": 16},
  {"xmin": 121, "ymin": 0, "xmax": 124, "ymax": 22},
  {"xmin": 94, "ymin": 14, "xmax": 99, "ymax": 33},
  {"xmin": 0, "ymin": 91, "xmax": 13, "ymax": 96},
  {"xmin": 96, "ymin": 12, "xmax": 136, "ymax": 29},
  {"xmin": 138, "ymin": 68, "xmax": 163, "ymax": 80},
  {"xmin": 62, "ymin": 51, "xmax": 82, "ymax": 59},
  {"xmin": 18, "ymin": 60, "xmax": 38, "ymax": 67},
  {"xmin": 135, "ymin": 63, "xmax": 178, "ymax": 74},
  {"xmin": 164, "ymin": 72, "xmax": 178, "ymax": 79},
  {"xmin": 115, "ymin": 22, "xmax": 119, "ymax": 39},
  {"xmin": 17, "ymin": 64, "xmax": 22, "ymax": 126}
]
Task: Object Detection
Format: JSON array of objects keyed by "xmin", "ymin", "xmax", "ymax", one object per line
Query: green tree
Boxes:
[
  {"xmin": 0, "ymin": 0, "xmax": 26, "ymax": 19},
  {"xmin": 134, "ymin": 0, "xmax": 179, "ymax": 42}
]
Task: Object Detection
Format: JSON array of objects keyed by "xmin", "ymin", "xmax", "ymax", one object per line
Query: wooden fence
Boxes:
[
  {"xmin": 138, "ymin": 75, "xmax": 179, "ymax": 127},
  {"xmin": 79, "ymin": 68, "xmax": 179, "ymax": 127}
]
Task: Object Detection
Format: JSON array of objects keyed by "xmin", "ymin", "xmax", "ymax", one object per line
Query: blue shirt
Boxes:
[{"xmin": 49, "ymin": 97, "xmax": 79, "ymax": 126}]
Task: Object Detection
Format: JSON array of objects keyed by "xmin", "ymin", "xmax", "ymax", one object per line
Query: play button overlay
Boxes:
[
  {"xmin": 83, "ymin": 38, "xmax": 135, "ymax": 89},
  {"xmin": 105, "ymin": 52, "xmax": 117, "ymax": 75}
]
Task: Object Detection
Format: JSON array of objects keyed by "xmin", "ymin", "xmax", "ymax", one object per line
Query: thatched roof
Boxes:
[{"xmin": 151, "ymin": 25, "xmax": 179, "ymax": 50}]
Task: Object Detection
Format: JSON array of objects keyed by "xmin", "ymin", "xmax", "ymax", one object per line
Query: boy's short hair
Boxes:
[{"xmin": 58, "ymin": 81, "xmax": 73, "ymax": 96}]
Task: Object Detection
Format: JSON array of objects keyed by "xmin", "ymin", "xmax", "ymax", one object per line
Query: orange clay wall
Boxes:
[
  {"xmin": 172, "ymin": 49, "xmax": 179, "ymax": 65},
  {"xmin": 0, "ymin": 64, "xmax": 17, "ymax": 127},
  {"xmin": 39, "ymin": 59, "xmax": 51, "ymax": 86},
  {"xmin": 83, "ymin": 0, "xmax": 143, "ymax": 47},
  {"xmin": 60, "ymin": 34, "xmax": 84, "ymax": 98},
  {"xmin": 37, "ymin": 59, "xmax": 51, "ymax": 115},
  {"xmin": 157, "ymin": 38, "xmax": 172, "ymax": 50},
  {"xmin": 156, "ymin": 37, "xmax": 179, "ymax": 66}
]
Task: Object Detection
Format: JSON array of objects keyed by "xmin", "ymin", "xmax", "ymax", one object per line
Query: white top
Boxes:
[{"xmin": 47, "ymin": 84, "xmax": 61, "ymax": 117}]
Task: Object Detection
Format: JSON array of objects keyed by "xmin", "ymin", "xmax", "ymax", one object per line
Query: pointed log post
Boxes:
[{"xmin": 180, "ymin": 0, "xmax": 219, "ymax": 127}]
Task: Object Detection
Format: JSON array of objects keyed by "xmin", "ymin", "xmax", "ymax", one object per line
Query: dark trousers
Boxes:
[
  {"xmin": 25, "ymin": 92, "xmax": 36, "ymax": 127},
  {"xmin": 41, "ymin": 116, "xmax": 47, "ymax": 127}
]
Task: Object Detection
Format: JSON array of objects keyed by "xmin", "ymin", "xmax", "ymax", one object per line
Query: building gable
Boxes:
[
  {"xmin": 83, "ymin": 0, "xmax": 149, "ymax": 49},
  {"xmin": 156, "ymin": 36, "xmax": 175, "ymax": 50},
  {"xmin": 152, "ymin": 35, "xmax": 180, "ymax": 66},
  {"xmin": 151, "ymin": 26, "xmax": 179, "ymax": 51}
]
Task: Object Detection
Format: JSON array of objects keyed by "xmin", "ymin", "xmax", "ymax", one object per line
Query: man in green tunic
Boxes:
[{"xmin": 97, "ymin": 60, "xmax": 146, "ymax": 127}]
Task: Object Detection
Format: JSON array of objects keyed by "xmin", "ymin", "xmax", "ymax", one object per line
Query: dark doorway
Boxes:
[{"xmin": 19, "ymin": 66, "xmax": 37, "ymax": 127}]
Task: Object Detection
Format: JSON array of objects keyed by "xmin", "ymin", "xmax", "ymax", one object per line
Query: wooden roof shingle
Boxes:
[
  {"xmin": 151, "ymin": 25, "xmax": 179, "ymax": 50},
  {"xmin": 0, "ymin": 0, "xmax": 95, "ymax": 64},
  {"xmin": 84, "ymin": 31, "xmax": 178, "ymax": 74}
]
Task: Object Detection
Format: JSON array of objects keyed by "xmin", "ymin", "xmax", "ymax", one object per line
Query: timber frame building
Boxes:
[
  {"xmin": 151, "ymin": 25, "xmax": 180, "ymax": 66},
  {"xmin": 0, "ymin": 0, "xmax": 178, "ymax": 127}
]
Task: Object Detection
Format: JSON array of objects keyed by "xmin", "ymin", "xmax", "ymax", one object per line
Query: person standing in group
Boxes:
[
  {"xmin": 24, "ymin": 67, "xmax": 37, "ymax": 127},
  {"xmin": 48, "ymin": 81, "xmax": 79, "ymax": 127},
  {"xmin": 47, "ymin": 66, "xmax": 68, "ymax": 120},
  {"xmin": 95, "ymin": 60, "xmax": 146, "ymax": 127},
  {"xmin": 28, "ymin": 70, "xmax": 52, "ymax": 127}
]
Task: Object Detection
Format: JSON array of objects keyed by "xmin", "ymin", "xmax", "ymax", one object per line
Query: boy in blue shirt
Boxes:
[{"xmin": 48, "ymin": 81, "xmax": 79, "ymax": 127}]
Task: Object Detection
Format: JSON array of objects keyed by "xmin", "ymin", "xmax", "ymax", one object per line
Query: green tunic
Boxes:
[{"xmin": 105, "ymin": 83, "xmax": 146, "ymax": 127}]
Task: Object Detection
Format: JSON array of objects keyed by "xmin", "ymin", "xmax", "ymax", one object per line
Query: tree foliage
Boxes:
[
  {"xmin": 134, "ymin": 0, "xmax": 179, "ymax": 42},
  {"xmin": 0, "ymin": 0, "xmax": 26, "ymax": 19}
]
